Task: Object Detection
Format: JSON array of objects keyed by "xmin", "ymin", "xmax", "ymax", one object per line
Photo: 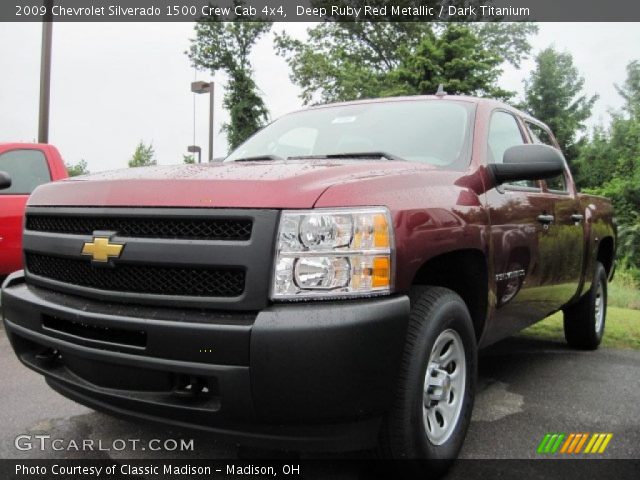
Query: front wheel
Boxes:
[
  {"xmin": 380, "ymin": 286, "xmax": 477, "ymax": 465},
  {"xmin": 563, "ymin": 262, "xmax": 608, "ymax": 350}
]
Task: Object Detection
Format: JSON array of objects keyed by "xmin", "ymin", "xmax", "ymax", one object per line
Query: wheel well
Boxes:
[
  {"xmin": 597, "ymin": 237, "xmax": 614, "ymax": 275},
  {"xmin": 411, "ymin": 249, "xmax": 488, "ymax": 341}
]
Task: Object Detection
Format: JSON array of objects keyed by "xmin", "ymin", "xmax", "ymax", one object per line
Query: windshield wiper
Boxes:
[
  {"xmin": 288, "ymin": 152, "xmax": 404, "ymax": 161},
  {"xmin": 231, "ymin": 155, "xmax": 283, "ymax": 162}
]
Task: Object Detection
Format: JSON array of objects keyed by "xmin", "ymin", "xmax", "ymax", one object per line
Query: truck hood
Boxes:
[{"xmin": 28, "ymin": 160, "xmax": 430, "ymax": 209}]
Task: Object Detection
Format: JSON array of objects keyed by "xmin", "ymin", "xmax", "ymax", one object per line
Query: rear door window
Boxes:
[
  {"xmin": 525, "ymin": 121, "xmax": 568, "ymax": 193},
  {"xmin": 0, "ymin": 149, "xmax": 52, "ymax": 195}
]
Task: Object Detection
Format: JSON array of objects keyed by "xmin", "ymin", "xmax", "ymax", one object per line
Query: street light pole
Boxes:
[
  {"xmin": 208, "ymin": 82, "xmax": 214, "ymax": 162},
  {"xmin": 38, "ymin": 0, "xmax": 54, "ymax": 144},
  {"xmin": 191, "ymin": 80, "xmax": 214, "ymax": 162}
]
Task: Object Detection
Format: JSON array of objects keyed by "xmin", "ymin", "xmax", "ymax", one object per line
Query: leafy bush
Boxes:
[{"xmin": 617, "ymin": 219, "xmax": 640, "ymax": 280}]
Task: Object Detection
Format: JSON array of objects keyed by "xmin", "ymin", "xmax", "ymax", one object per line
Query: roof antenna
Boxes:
[{"xmin": 435, "ymin": 84, "xmax": 447, "ymax": 97}]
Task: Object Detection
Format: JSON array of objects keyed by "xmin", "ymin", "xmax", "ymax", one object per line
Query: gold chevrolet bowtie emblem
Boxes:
[{"xmin": 81, "ymin": 237, "xmax": 124, "ymax": 263}]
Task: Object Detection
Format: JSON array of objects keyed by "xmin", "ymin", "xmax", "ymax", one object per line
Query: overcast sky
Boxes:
[{"xmin": 0, "ymin": 22, "xmax": 638, "ymax": 172}]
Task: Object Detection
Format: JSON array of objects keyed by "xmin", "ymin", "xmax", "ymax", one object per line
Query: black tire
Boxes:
[
  {"xmin": 563, "ymin": 262, "xmax": 608, "ymax": 350},
  {"xmin": 380, "ymin": 286, "xmax": 477, "ymax": 467}
]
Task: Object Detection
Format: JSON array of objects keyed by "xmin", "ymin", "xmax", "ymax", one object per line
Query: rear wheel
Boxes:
[
  {"xmin": 563, "ymin": 262, "xmax": 608, "ymax": 350},
  {"xmin": 380, "ymin": 286, "xmax": 477, "ymax": 466}
]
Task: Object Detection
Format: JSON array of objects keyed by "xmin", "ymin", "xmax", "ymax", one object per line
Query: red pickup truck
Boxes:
[
  {"xmin": 1, "ymin": 96, "xmax": 615, "ymax": 463},
  {"xmin": 0, "ymin": 143, "xmax": 68, "ymax": 281}
]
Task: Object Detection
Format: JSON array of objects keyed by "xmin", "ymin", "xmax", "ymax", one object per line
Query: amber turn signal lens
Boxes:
[
  {"xmin": 372, "ymin": 256, "xmax": 391, "ymax": 288},
  {"xmin": 373, "ymin": 214, "xmax": 390, "ymax": 248}
]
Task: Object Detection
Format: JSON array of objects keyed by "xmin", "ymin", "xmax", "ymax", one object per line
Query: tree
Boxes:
[
  {"xmin": 573, "ymin": 126, "xmax": 612, "ymax": 189},
  {"xmin": 188, "ymin": 1, "xmax": 271, "ymax": 149},
  {"xmin": 65, "ymin": 159, "xmax": 89, "ymax": 177},
  {"xmin": 522, "ymin": 47, "xmax": 598, "ymax": 162},
  {"xmin": 618, "ymin": 219, "xmax": 640, "ymax": 275},
  {"xmin": 576, "ymin": 60, "xmax": 640, "ymax": 279},
  {"xmin": 128, "ymin": 141, "xmax": 156, "ymax": 168},
  {"xmin": 581, "ymin": 111, "xmax": 640, "ymax": 225},
  {"xmin": 616, "ymin": 60, "xmax": 640, "ymax": 118},
  {"xmin": 221, "ymin": 68, "xmax": 269, "ymax": 149},
  {"xmin": 183, "ymin": 154, "xmax": 196, "ymax": 164},
  {"xmin": 578, "ymin": 60, "xmax": 640, "ymax": 223},
  {"xmin": 274, "ymin": 22, "xmax": 537, "ymax": 105},
  {"xmin": 386, "ymin": 25, "xmax": 515, "ymax": 99}
]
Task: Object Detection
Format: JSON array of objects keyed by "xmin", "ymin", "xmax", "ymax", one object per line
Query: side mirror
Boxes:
[
  {"xmin": 0, "ymin": 171, "xmax": 11, "ymax": 190},
  {"xmin": 489, "ymin": 144, "xmax": 565, "ymax": 186}
]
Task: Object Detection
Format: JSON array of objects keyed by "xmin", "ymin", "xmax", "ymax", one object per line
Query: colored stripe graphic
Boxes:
[
  {"xmin": 537, "ymin": 433, "xmax": 565, "ymax": 453},
  {"xmin": 568, "ymin": 433, "xmax": 583, "ymax": 453},
  {"xmin": 584, "ymin": 433, "xmax": 599, "ymax": 453},
  {"xmin": 560, "ymin": 433, "xmax": 575, "ymax": 453},
  {"xmin": 574, "ymin": 433, "xmax": 589, "ymax": 453},
  {"xmin": 539, "ymin": 433, "xmax": 613, "ymax": 454},
  {"xmin": 550, "ymin": 434, "xmax": 565, "ymax": 453},
  {"xmin": 598, "ymin": 433, "xmax": 613, "ymax": 453},
  {"xmin": 537, "ymin": 434, "xmax": 553, "ymax": 454},
  {"xmin": 585, "ymin": 433, "xmax": 614, "ymax": 454}
]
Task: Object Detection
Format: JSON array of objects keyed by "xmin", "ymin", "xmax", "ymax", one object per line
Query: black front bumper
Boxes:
[{"xmin": 1, "ymin": 272, "xmax": 410, "ymax": 451}]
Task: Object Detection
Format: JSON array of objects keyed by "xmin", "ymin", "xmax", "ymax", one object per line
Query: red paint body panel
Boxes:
[
  {"xmin": 0, "ymin": 143, "xmax": 68, "ymax": 276},
  {"xmin": 315, "ymin": 169, "xmax": 489, "ymax": 296},
  {"xmin": 28, "ymin": 161, "xmax": 428, "ymax": 209}
]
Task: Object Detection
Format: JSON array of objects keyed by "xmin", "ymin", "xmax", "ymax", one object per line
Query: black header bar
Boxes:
[{"xmin": 3, "ymin": 0, "xmax": 640, "ymax": 22}]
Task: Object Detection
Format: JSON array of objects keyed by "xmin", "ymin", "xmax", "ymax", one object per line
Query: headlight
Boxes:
[{"xmin": 272, "ymin": 207, "xmax": 394, "ymax": 299}]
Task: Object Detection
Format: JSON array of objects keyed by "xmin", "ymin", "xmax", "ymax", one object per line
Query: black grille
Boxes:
[
  {"xmin": 26, "ymin": 215, "xmax": 252, "ymax": 241},
  {"xmin": 26, "ymin": 253, "xmax": 245, "ymax": 298}
]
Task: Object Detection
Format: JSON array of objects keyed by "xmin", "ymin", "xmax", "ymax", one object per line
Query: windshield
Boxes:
[{"xmin": 226, "ymin": 100, "xmax": 474, "ymax": 168}]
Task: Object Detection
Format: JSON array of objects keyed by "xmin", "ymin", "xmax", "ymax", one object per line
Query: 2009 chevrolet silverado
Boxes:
[{"xmin": 1, "ymin": 95, "xmax": 615, "ymax": 461}]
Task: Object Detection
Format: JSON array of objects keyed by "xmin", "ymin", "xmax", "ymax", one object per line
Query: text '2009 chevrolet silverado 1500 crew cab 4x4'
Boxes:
[{"xmin": 1, "ymin": 95, "xmax": 615, "ymax": 461}]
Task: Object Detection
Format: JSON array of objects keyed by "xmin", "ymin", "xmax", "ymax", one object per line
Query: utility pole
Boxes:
[{"xmin": 38, "ymin": 0, "xmax": 54, "ymax": 143}]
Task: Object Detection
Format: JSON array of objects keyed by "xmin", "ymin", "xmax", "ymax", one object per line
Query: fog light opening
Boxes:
[
  {"xmin": 35, "ymin": 348, "xmax": 60, "ymax": 365},
  {"xmin": 173, "ymin": 375, "xmax": 212, "ymax": 398}
]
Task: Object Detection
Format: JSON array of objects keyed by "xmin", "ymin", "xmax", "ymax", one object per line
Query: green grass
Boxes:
[
  {"xmin": 520, "ymin": 306, "xmax": 640, "ymax": 350},
  {"xmin": 609, "ymin": 279, "xmax": 640, "ymax": 310}
]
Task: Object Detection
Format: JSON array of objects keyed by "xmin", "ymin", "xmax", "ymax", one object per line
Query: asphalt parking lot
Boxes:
[{"xmin": 1, "ymin": 323, "xmax": 638, "ymax": 473}]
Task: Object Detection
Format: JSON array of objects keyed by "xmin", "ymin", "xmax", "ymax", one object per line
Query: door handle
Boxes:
[
  {"xmin": 571, "ymin": 213, "xmax": 584, "ymax": 223},
  {"xmin": 537, "ymin": 214, "xmax": 555, "ymax": 224}
]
